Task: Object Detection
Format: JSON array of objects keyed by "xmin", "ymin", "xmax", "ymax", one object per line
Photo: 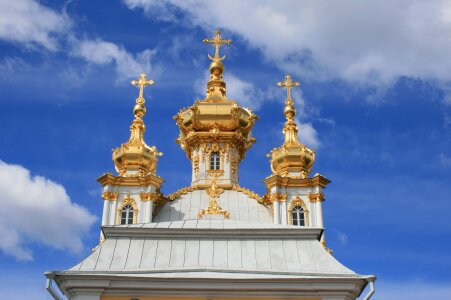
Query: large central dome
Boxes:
[{"xmin": 174, "ymin": 30, "xmax": 257, "ymax": 162}]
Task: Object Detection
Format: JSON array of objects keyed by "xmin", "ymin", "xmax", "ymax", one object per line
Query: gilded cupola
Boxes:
[
  {"xmin": 112, "ymin": 73, "xmax": 162, "ymax": 177},
  {"xmin": 174, "ymin": 29, "xmax": 258, "ymax": 187},
  {"xmin": 268, "ymin": 75, "xmax": 315, "ymax": 179}
]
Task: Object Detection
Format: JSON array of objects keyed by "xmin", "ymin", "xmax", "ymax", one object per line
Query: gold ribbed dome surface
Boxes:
[
  {"xmin": 268, "ymin": 75, "xmax": 315, "ymax": 179},
  {"xmin": 112, "ymin": 74, "xmax": 162, "ymax": 177}
]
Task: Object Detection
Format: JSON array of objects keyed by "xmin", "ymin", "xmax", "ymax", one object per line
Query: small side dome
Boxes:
[
  {"xmin": 268, "ymin": 75, "xmax": 315, "ymax": 179},
  {"xmin": 113, "ymin": 73, "xmax": 162, "ymax": 177}
]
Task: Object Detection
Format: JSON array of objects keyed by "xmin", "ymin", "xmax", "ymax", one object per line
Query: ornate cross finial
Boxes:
[
  {"xmin": 131, "ymin": 73, "xmax": 154, "ymax": 104},
  {"xmin": 203, "ymin": 29, "xmax": 232, "ymax": 61},
  {"xmin": 277, "ymin": 74, "xmax": 300, "ymax": 100}
]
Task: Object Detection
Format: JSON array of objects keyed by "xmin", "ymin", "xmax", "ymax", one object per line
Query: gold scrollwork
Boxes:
[
  {"xmin": 198, "ymin": 176, "xmax": 230, "ymax": 219},
  {"xmin": 101, "ymin": 191, "xmax": 119, "ymax": 201},
  {"xmin": 139, "ymin": 192, "xmax": 157, "ymax": 202},
  {"xmin": 193, "ymin": 153, "xmax": 199, "ymax": 177},
  {"xmin": 269, "ymin": 192, "xmax": 288, "ymax": 203},
  {"xmin": 167, "ymin": 186, "xmax": 197, "ymax": 201}
]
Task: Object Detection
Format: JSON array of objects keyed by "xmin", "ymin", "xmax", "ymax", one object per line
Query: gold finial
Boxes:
[
  {"xmin": 203, "ymin": 29, "xmax": 232, "ymax": 61},
  {"xmin": 131, "ymin": 73, "xmax": 154, "ymax": 104},
  {"xmin": 277, "ymin": 74, "xmax": 300, "ymax": 101}
]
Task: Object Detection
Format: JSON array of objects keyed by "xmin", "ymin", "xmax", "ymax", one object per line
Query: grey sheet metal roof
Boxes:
[
  {"xmin": 154, "ymin": 190, "xmax": 273, "ymax": 223},
  {"xmin": 66, "ymin": 220, "xmax": 355, "ymax": 278}
]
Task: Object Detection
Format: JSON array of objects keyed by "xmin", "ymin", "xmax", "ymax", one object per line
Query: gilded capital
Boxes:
[
  {"xmin": 139, "ymin": 192, "xmax": 157, "ymax": 202},
  {"xmin": 101, "ymin": 191, "xmax": 119, "ymax": 201},
  {"xmin": 308, "ymin": 192, "xmax": 324, "ymax": 203}
]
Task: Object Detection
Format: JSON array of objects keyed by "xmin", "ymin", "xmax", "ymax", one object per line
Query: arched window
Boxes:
[
  {"xmin": 292, "ymin": 205, "xmax": 306, "ymax": 226},
  {"xmin": 120, "ymin": 204, "xmax": 134, "ymax": 225},
  {"xmin": 210, "ymin": 152, "xmax": 220, "ymax": 170}
]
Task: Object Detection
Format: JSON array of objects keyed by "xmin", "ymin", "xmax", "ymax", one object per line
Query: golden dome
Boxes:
[
  {"xmin": 268, "ymin": 75, "xmax": 315, "ymax": 179},
  {"xmin": 174, "ymin": 30, "xmax": 258, "ymax": 161},
  {"xmin": 112, "ymin": 74, "xmax": 162, "ymax": 177}
]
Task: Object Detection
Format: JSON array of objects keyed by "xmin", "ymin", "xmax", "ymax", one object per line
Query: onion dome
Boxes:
[
  {"xmin": 112, "ymin": 73, "xmax": 162, "ymax": 177},
  {"xmin": 174, "ymin": 29, "xmax": 258, "ymax": 161},
  {"xmin": 268, "ymin": 75, "xmax": 315, "ymax": 179}
]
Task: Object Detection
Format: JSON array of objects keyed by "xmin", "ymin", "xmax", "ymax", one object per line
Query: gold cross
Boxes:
[
  {"xmin": 277, "ymin": 74, "xmax": 300, "ymax": 100},
  {"xmin": 131, "ymin": 73, "xmax": 154, "ymax": 102},
  {"xmin": 203, "ymin": 29, "xmax": 232, "ymax": 61}
]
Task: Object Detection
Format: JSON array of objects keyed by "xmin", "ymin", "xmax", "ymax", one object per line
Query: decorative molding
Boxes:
[
  {"xmin": 288, "ymin": 196, "xmax": 309, "ymax": 226},
  {"xmin": 101, "ymin": 191, "xmax": 119, "ymax": 201},
  {"xmin": 308, "ymin": 192, "xmax": 325, "ymax": 203},
  {"xmin": 166, "ymin": 186, "xmax": 197, "ymax": 201},
  {"xmin": 269, "ymin": 193, "xmax": 288, "ymax": 203},
  {"xmin": 116, "ymin": 195, "xmax": 139, "ymax": 225},
  {"xmin": 206, "ymin": 169, "xmax": 224, "ymax": 176},
  {"xmin": 97, "ymin": 173, "xmax": 164, "ymax": 188},
  {"xmin": 232, "ymin": 185, "xmax": 267, "ymax": 204},
  {"xmin": 264, "ymin": 174, "xmax": 330, "ymax": 189},
  {"xmin": 139, "ymin": 192, "xmax": 157, "ymax": 202},
  {"xmin": 193, "ymin": 153, "xmax": 199, "ymax": 177}
]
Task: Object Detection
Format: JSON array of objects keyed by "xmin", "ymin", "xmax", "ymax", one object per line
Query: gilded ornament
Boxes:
[
  {"xmin": 193, "ymin": 153, "xmax": 199, "ymax": 177},
  {"xmin": 308, "ymin": 192, "xmax": 324, "ymax": 203},
  {"xmin": 167, "ymin": 186, "xmax": 197, "ymax": 201},
  {"xmin": 198, "ymin": 175, "xmax": 230, "ymax": 219},
  {"xmin": 101, "ymin": 191, "xmax": 119, "ymax": 201},
  {"xmin": 203, "ymin": 28, "xmax": 232, "ymax": 62},
  {"xmin": 269, "ymin": 193, "xmax": 288, "ymax": 203},
  {"xmin": 231, "ymin": 185, "xmax": 268, "ymax": 204},
  {"xmin": 139, "ymin": 192, "xmax": 157, "ymax": 202}
]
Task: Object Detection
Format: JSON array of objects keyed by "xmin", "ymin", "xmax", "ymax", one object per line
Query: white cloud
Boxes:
[
  {"xmin": 125, "ymin": 0, "xmax": 451, "ymax": 95},
  {"xmin": 194, "ymin": 71, "xmax": 264, "ymax": 110},
  {"xmin": 0, "ymin": 0, "xmax": 70, "ymax": 51},
  {"xmin": 224, "ymin": 74, "xmax": 263, "ymax": 110},
  {"xmin": 0, "ymin": 161, "xmax": 96, "ymax": 261},
  {"xmin": 296, "ymin": 119, "xmax": 321, "ymax": 149},
  {"xmin": 71, "ymin": 39, "xmax": 157, "ymax": 82}
]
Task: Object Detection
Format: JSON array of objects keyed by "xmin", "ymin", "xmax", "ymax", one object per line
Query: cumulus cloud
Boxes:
[
  {"xmin": 71, "ymin": 39, "xmax": 157, "ymax": 81},
  {"xmin": 0, "ymin": 0, "xmax": 70, "ymax": 51},
  {"xmin": 296, "ymin": 119, "xmax": 321, "ymax": 149},
  {"xmin": 125, "ymin": 0, "xmax": 451, "ymax": 94},
  {"xmin": 0, "ymin": 161, "xmax": 96, "ymax": 261},
  {"xmin": 194, "ymin": 71, "xmax": 264, "ymax": 110}
]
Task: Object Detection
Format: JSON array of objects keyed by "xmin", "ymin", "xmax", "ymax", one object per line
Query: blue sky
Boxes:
[{"xmin": 0, "ymin": 1, "xmax": 450, "ymax": 299}]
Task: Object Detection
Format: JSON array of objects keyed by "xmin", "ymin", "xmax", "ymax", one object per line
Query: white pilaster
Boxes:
[
  {"xmin": 144, "ymin": 200, "xmax": 153, "ymax": 223},
  {"xmin": 281, "ymin": 201, "xmax": 288, "ymax": 225},
  {"xmin": 316, "ymin": 201, "xmax": 324, "ymax": 228},
  {"xmin": 274, "ymin": 201, "xmax": 280, "ymax": 224},
  {"xmin": 101, "ymin": 200, "xmax": 110, "ymax": 226}
]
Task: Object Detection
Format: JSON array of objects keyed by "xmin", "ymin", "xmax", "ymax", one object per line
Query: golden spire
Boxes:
[
  {"xmin": 201, "ymin": 29, "xmax": 233, "ymax": 102},
  {"xmin": 198, "ymin": 174, "xmax": 230, "ymax": 219},
  {"xmin": 112, "ymin": 73, "xmax": 162, "ymax": 177},
  {"xmin": 203, "ymin": 29, "xmax": 232, "ymax": 61},
  {"xmin": 267, "ymin": 74, "xmax": 315, "ymax": 179},
  {"xmin": 277, "ymin": 75, "xmax": 301, "ymax": 145}
]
